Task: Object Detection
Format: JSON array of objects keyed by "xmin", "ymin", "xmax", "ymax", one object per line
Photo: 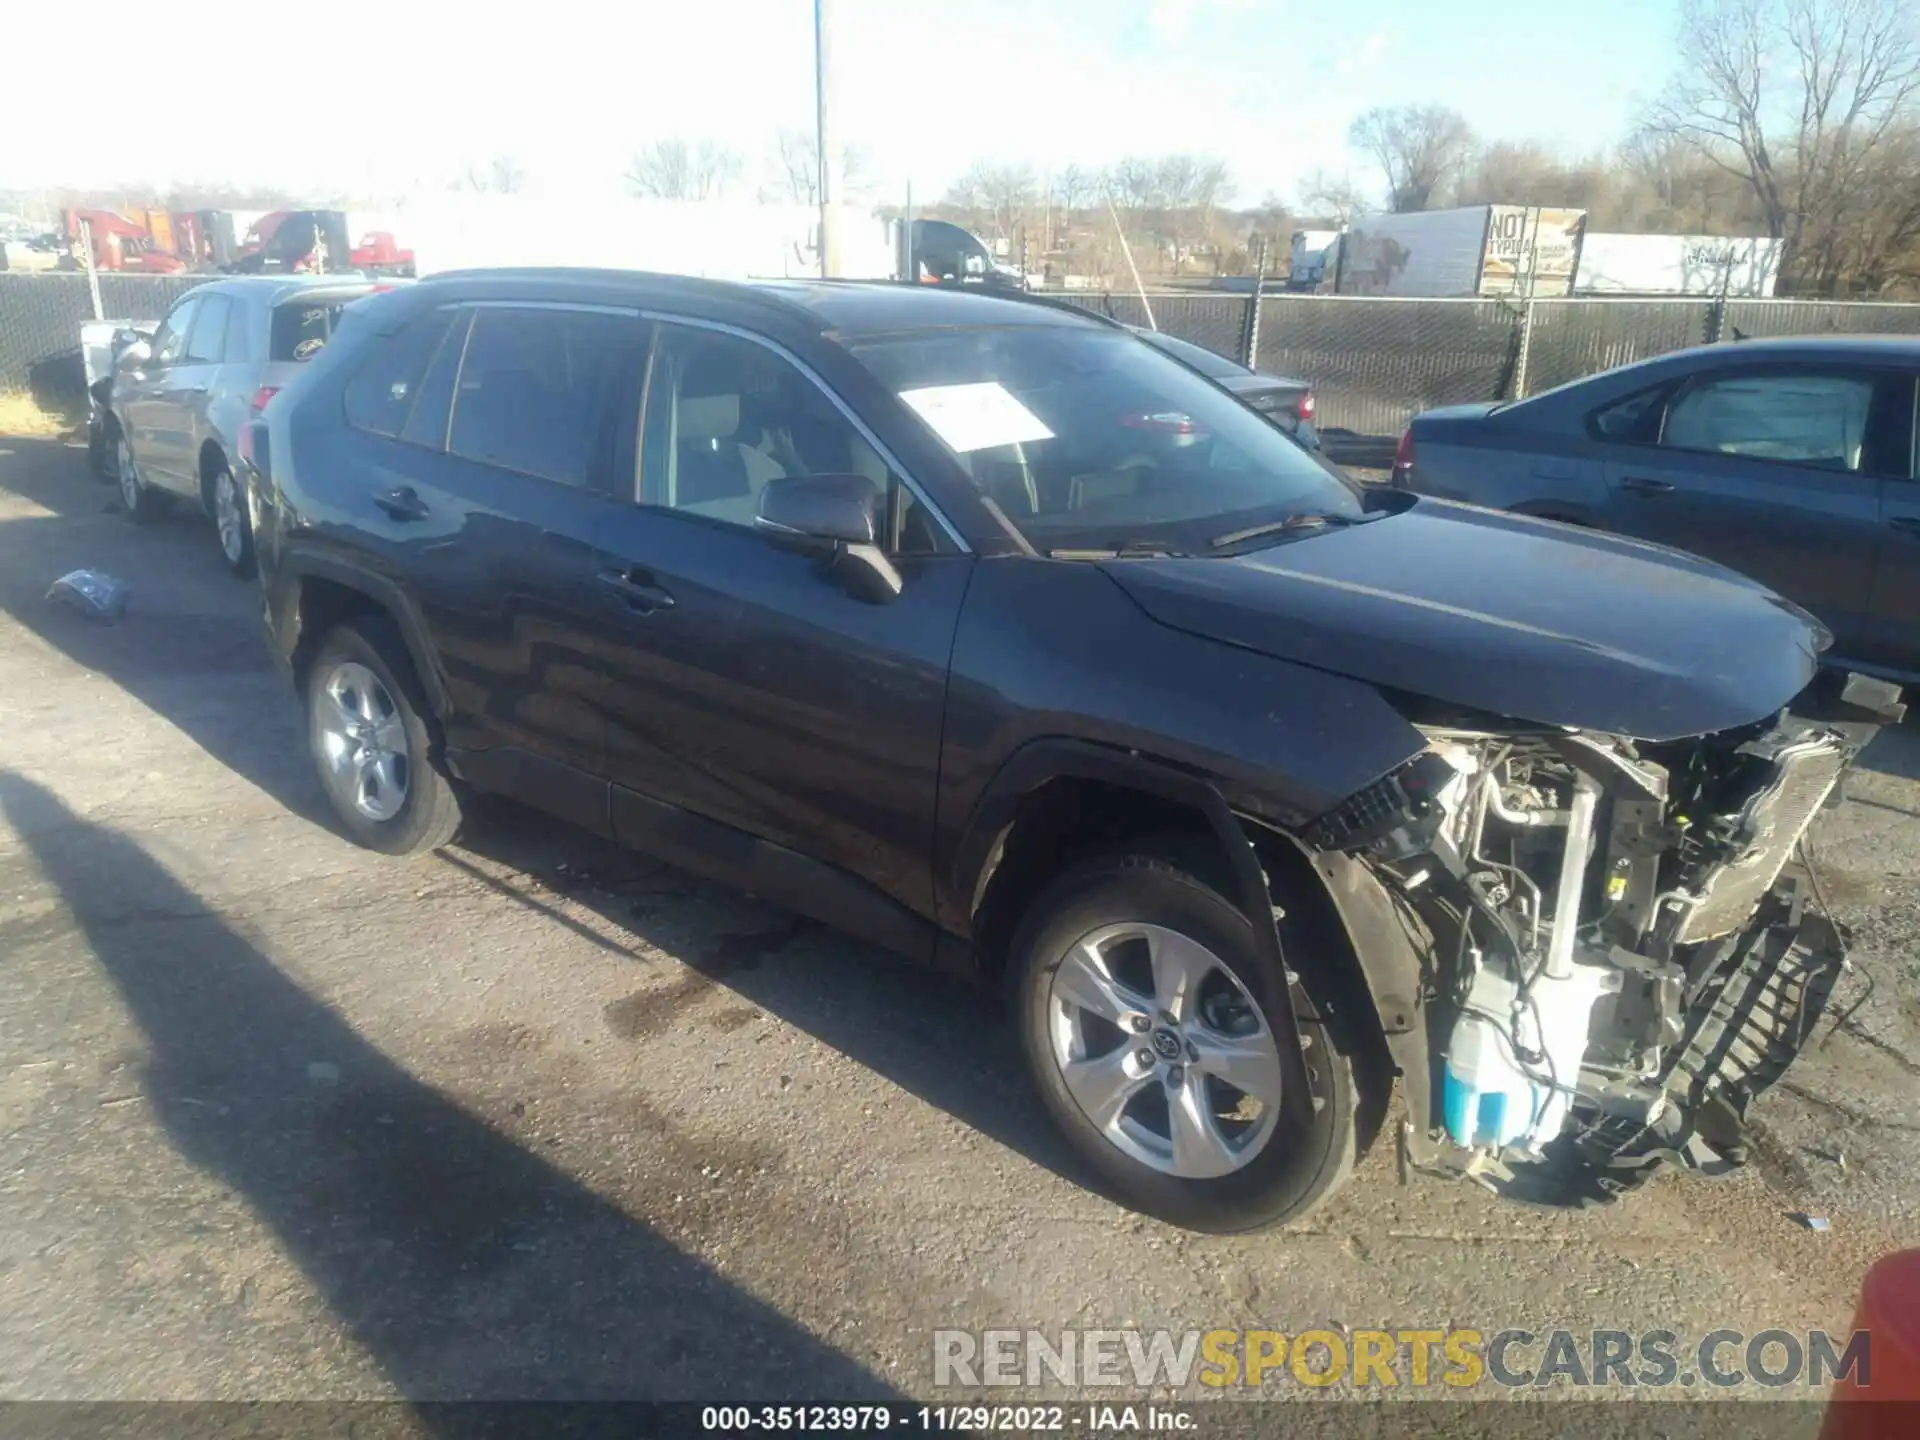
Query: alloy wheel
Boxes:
[
  {"xmin": 214, "ymin": 470, "xmax": 245, "ymax": 563},
  {"xmin": 117, "ymin": 437, "xmax": 141, "ymax": 511},
  {"xmin": 315, "ymin": 662, "xmax": 411, "ymax": 822},
  {"xmin": 1046, "ymin": 922, "xmax": 1284, "ymax": 1179}
]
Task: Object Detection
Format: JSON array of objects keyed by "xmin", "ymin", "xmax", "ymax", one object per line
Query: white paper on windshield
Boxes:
[{"xmin": 899, "ymin": 382, "xmax": 1054, "ymax": 454}]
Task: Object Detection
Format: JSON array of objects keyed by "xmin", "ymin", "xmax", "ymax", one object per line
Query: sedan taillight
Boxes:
[
  {"xmin": 1296, "ymin": 391, "xmax": 1316, "ymax": 421},
  {"xmin": 1392, "ymin": 428, "xmax": 1417, "ymax": 487},
  {"xmin": 250, "ymin": 385, "xmax": 281, "ymax": 413}
]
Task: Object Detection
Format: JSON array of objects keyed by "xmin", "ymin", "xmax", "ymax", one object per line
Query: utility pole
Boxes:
[{"xmin": 815, "ymin": 0, "xmax": 840, "ymax": 278}]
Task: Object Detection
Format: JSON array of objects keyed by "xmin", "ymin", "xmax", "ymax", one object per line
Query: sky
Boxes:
[{"xmin": 1, "ymin": 0, "xmax": 1681, "ymax": 208}]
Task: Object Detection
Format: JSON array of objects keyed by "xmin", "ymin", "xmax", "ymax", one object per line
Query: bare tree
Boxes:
[
  {"xmin": 454, "ymin": 156, "xmax": 526, "ymax": 194},
  {"xmin": 765, "ymin": 128, "xmax": 867, "ymax": 206},
  {"xmin": 1347, "ymin": 104, "xmax": 1475, "ymax": 211},
  {"xmin": 945, "ymin": 161, "xmax": 1037, "ymax": 238},
  {"xmin": 1296, "ymin": 168, "xmax": 1368, "ymax": 225},
  {"xmin": 1103, "ymin": 156, "xmax": 1162, "ymax": 213},
  {"xmin": 1645, "ymin": 0, "xmax": 1920, "ymax": 289},
  {"xmin": 1053, "ymin": 164, "xmax": 1095, "ymax": 219},
  {"xmin": 625, "ymin": 139, "xmax": 744, "ymax": 201}
]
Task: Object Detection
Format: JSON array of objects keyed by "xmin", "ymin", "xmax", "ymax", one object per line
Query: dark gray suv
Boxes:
[{"xmin": 242, "ymin": 272, "xmax": 1896, "ymax": 1231}]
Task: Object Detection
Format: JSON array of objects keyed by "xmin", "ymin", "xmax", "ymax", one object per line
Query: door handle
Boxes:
[
  {"xmin": 597, "ymin": 567, "xmax": 675, "ymax": 613},
  {"xmin": 372, "ymin": 485, "xmax": 430, "ymax": 521},
  {"xmin": 1888, "ymin": 516, "xmax": 1920, "ymax": 536},
  {"xmin": 1619, "ymin": 475, "xmax": 1675, "ymax": 496},
  {"xmin": 1619, "ymin": 476, "xmax": 1675, "ymax": 496}
]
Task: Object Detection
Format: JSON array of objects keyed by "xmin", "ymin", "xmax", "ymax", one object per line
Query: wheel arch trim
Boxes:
[
  {"xmin": 270, "ymin": 550, "xmax": 449, "ymax": 720},
  {"xmin": 948, "ymin": 739, "xmax": 1274, "ymax": 936}
]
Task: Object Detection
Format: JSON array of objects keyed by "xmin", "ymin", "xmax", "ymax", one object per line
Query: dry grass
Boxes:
[{"xmin": 0, "ymin": 391, "xmax": 74, "ymax": 438}]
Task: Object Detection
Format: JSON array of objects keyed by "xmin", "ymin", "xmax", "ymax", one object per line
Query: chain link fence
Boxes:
[
  {"xmin": 6, "ymin": 272, "xmax": 1919, "ymax": 441},
  {"xmin": 1518, "ymin": 299, "xmax": 1715, "ymax": 398},
  {"xmin": 0, "ymin": 273, "xmax": 205, "ymax": 412},
  {"xmin": 1056, "ymin": 289, "xmax": 1920, "ymax": 441}
]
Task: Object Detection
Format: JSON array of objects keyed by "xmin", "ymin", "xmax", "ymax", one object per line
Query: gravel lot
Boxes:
[{"xmin": 0, "ymin": 432, "xmax": 1915, "ymax": 1420}]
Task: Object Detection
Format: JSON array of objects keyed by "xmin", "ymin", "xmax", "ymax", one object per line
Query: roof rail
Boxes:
[{"xmin": 802, "ymin": 276, "xmax": 1127, "ymax": 328}]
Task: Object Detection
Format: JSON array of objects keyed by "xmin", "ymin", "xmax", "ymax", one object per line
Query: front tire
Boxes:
[
  {"xmin": 1013, "ymin": 850, "xmax": 1358, "ymax": 1232},
  {"xmin": 305, "ymin": 621, "xmax": 463, "ymax": 855},
  {"xmin": 116, "ymin": 435, "xmax": 171, "ymax": 523}
]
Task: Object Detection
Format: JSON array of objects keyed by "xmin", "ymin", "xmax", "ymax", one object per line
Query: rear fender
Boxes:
[{"xmin": 269, "ymin": 550, "xmax": 448, "ymax": 720}]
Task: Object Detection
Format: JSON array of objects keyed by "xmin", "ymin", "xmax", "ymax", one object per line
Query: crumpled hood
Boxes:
[{"xmin": 1100, "ymin": 497, "xmax": 1829, "ymax": 742}]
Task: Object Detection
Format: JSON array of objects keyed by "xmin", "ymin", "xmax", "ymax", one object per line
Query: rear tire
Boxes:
[
  {"xmin": 209, "ymin": 461, "xmax": 255, "ymax": 578},
  {"xmin": 88, "ymin": 413, "xmax": 115, "ymax": 482},
  {"xmin": 1012, "ymin": 849, "xmax": 1358, "ymax": 1233},
  {"xmin": 305, "ymin": 620, "xmax": 462, "ymax": 855},
  {"xmin": 116, "ymin": 435, "xmax": 171, "ymax": 523}
]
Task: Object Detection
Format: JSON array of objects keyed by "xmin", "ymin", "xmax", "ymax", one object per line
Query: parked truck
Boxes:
[
  {"xmin": 1572, "ymin": 232, "xmax": 1782, "ymax": 297},
  {"xmin": 1285, "ymin": 229, "xmax": 1342, "ymax": 291},
  {"xmin": 384, "ymin": 194, "xmax": 1019, "ymax": 288},
  {"xmin": 230, "ymin": 210, "xmax": 413, "ymax": 276},
  {"xmin": 1302, "ymin": 205, "xmax": 1588, "ymax": 298},
  {"xmin": 62, "ymin": 208, "xmax": 187, "ymax": 273}
]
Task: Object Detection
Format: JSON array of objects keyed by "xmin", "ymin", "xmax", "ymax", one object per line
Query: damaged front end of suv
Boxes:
[{"xmin": 1300, "ymin": 669, "xmax": 1904, "ymax": 1205}]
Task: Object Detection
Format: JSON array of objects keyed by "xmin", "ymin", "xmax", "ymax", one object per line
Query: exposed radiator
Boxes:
[{"xmin": 1676, "ymin": 738, "xmax": 1843, "ymax": 944}]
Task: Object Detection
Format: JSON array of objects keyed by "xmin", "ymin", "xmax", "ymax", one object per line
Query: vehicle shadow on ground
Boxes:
[
  {"xmin": 0, "ymin": 768, "xmax": 897, "ymax": 1414},
  {"xmin": 0, "ymin": 435, "xmax": 326, "ymax": 824},
  {"xmin": 451, "ymin": 804, "xmax": 1089, "ymax": 1195},
  {"xmin": 0, "ymin": 437, "xmax": 1086, "ymax": 1200}
]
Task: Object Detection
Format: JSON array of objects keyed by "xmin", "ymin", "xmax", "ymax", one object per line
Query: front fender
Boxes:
[
  {"xmin": 947, "ymin": 737, "xmax": 1273, "ymax": 933},
  {"xmin": 934, "ymin": 558, "xmax": 1427, "ymax": 927}
]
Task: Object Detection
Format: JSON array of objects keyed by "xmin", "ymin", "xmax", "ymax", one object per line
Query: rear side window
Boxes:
[
  {"xmin": 447, "ymin": 307, "xmax": 642, "ymax": 488},
  {"xmin": 1662, "ymin": 371, "xmax": 1873, "ymax": 471},
  {"xmin": 343, "ymin": 307, "xmax": 460, "ymax": 439},
  {"xmin": 1589, "ymin": 384, "xmax": 1669, "ymax": 444},
  {"xmin": 271, "ymin": 300, "xmax": 350, "ymax": 362}
]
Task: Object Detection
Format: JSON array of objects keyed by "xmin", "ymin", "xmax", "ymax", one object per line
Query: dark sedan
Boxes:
[
  {"xmin": 1393, "ymin": 335, "xmax": 1920, "ymax": 682},
  {"xmin": 1130, "ymin": 327, "xmax": 1320, "ymax": 450}
]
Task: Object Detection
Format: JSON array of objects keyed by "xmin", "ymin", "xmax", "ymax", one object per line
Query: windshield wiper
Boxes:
[
  {"xmin": 1208, "ymin": 513, "xmax": 1362, "ymax": 550},
  {"xmin": 1049, "ymin": 538, "xmax": 1186, "ymax": 560}
]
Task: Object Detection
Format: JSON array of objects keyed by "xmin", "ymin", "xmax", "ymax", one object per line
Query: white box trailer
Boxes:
[
  {"xmin": 1329, "ymin": 205, "xmax": 1587, "ymax": 298},
  {"xmin": 1573, "ymin": 233, "xmax": 1782, "ymax": 297},
  {"xmin": 393, "ymin": 194, "xmax": 893, "ymax": 281},
  {"xmin": 386, "ymin": 196, "xmax": 1026, "ymax": 290}
]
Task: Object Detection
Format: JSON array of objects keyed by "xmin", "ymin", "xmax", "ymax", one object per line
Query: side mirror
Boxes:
[
  {"xmin": 755, "ymin": 473, "xmax": 903, "ymax": 604},
  {"xmin": 757, "ymin": 472, "xmax": 877, "ymax": 546}
]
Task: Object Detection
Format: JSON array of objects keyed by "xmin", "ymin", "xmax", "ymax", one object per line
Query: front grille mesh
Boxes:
[{"xmin": 1676, "ymin": 739, "xmax": 1843, "ymax": 944}]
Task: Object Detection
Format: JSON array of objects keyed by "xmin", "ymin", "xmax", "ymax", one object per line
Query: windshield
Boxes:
[
  {"xmin": 1140, "ymin": 330, "xmax": 1245, "ymax": 380},
  {"xmin": 849, "ymin": 324, "xmax": 1358, "ymax": 552}
]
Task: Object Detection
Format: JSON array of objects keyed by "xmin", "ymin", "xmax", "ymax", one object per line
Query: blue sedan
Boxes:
[{"xmin": 1393, "ymin": 335, "xmax": 1920, "ymax": 682}]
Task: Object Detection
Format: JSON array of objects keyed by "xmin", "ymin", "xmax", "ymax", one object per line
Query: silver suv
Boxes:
[{"xmin": 111, "ymin": 275, "xmax": 398, "ymax": 574}]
